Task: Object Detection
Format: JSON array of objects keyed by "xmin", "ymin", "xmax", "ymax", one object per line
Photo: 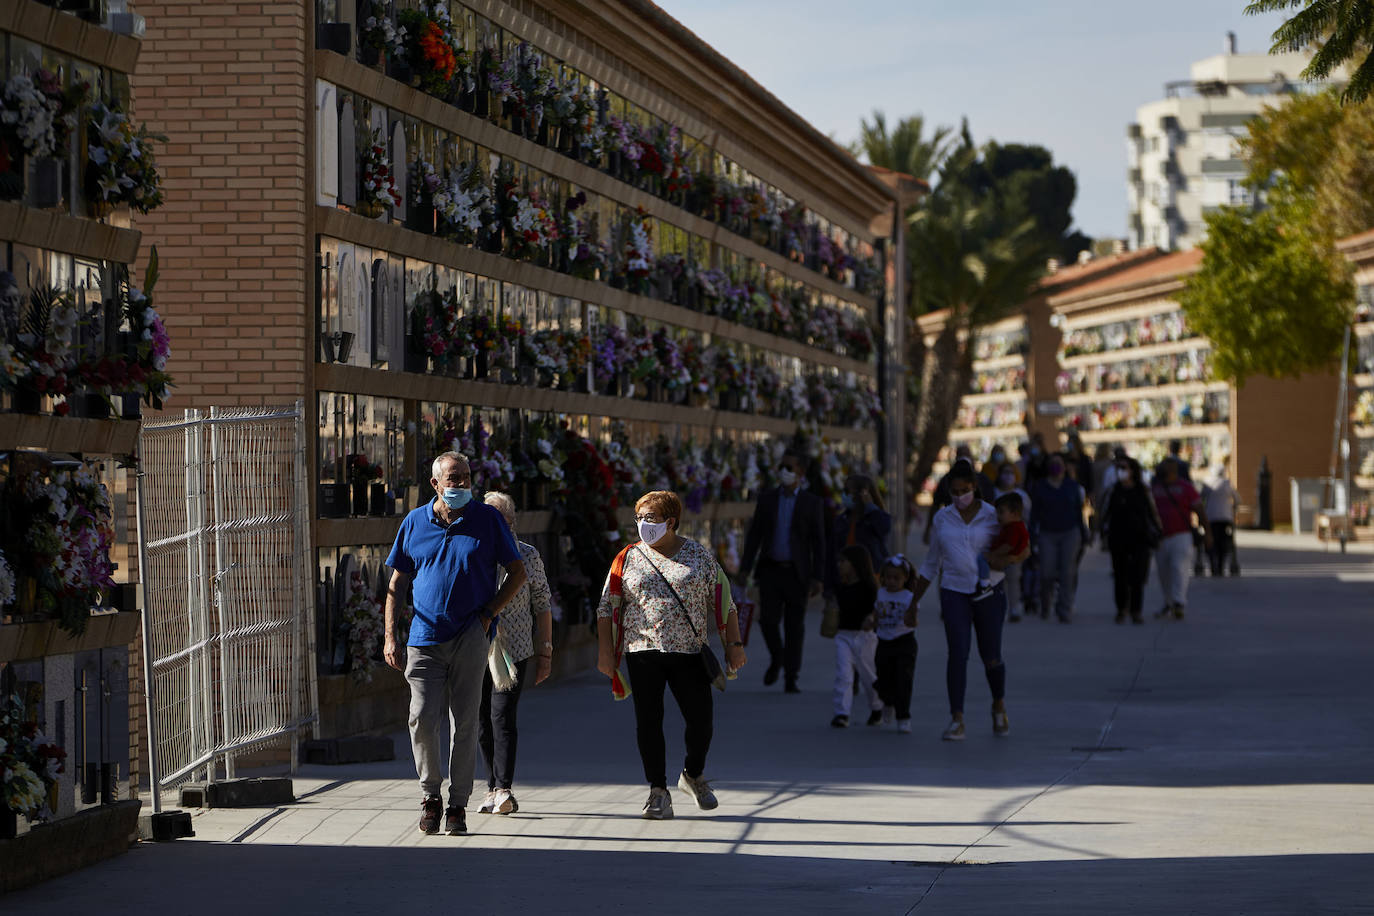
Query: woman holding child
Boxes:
[{"xmin": 910, "ymin": 462, "xmax": 1029, "ymax": 741}]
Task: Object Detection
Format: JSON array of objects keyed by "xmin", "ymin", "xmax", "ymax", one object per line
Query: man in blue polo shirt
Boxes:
[{"xmin": 384, "ymin": 451, "xmax": 526, "ymax": 836}]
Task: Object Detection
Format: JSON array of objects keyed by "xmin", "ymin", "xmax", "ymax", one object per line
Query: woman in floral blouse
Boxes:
[
  {"xmin": 597, "ymin": 490, "xmax": 747, "ymax": 820},
  {"xmin": 477, "ymin": 491, "xmax": 553, "ymax": 817}
]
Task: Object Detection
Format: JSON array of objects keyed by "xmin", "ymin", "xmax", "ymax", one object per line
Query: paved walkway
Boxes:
[{"xmin": 9, "ymin": 532, "xmax": 1374, "ymax": 914}]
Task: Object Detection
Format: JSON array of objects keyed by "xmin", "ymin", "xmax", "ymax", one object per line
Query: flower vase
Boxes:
[
  {"xmin": 458, "ymin": 86, "xmax": 476, "ymax": 113},
  {"xmin": 642, "ymin": 379, "xmax": 659, "ymax": 403},
  {"xmin": 351, "ymin": 481, "xmax": 369, "ymax": 516},
  {"xmin": 119, "ymin": 392, "xmax": 142, "ymax": 420},
  {"xmin": 606, "ymin": 149, "xmax": 621, "ymax": 178},
  {"xmin": 535, "ymin": 118, "xmax": 550, "ymax": 147},
  {"xmin": 720, "ymin": 391, "xmax": 739, "ymax": 412},
  {"xmin": 481, "ymin": 224, "xmax": 503, "ymax": 254},
  {"xmin": 318, "ymin": 482, "xmax": 350, "ymax": 518},
  {"xmin": 360, "ymin": 45, "xmax": 383, "ymax": 69},
  {"xmin": 406, "ymin": 203, "xmax": 436, "ymax": 234},
  {"xmin": 31, "ymin": 156, "xmax": 63, "ymax": 209},
  {"xmin": 12, "ymin": 389, "xmax": 42, "ymax": 414},
  {"xmin": 0, "ymin": 808, "xmax": 16, "ymax": 840},
  {"xmin": 356, "ymin": 199, "xmax": 386, "ymax": 219},
  {"xmin": 474, "ymin": 350, "xmax": 489, "ymax": 380},
  {"xmin": 77, "ymin": 392, "xmax": 110, "ymax": 419},
  {"xmin": 403, "ymin": 338, "xmax": 428, "ymax": 373},
  {"xmin": 89, "ymin": 198, "xmax": 114, "ymax": 219},
  {"xmin": 387, "ymin": 58, "xmax": 412, "ymax": 85},
  {"xmin": 532, "ymin": 480, "xmax": 550, "ymax": 509},
  {"xmin": 369, "ymin": 482, "xmax": 387, "ymax": 516}
]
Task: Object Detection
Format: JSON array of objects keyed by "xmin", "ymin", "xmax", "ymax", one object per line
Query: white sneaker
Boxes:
[
  {"xmin": 677, "ymin": 770, "xmax": 718, "ymax": 810},
  {"xmin": 642, "ymin": 787, "xmax": 674, "ymax": 820},
  {"xmin": 942, "ymin": 719, "xmax": 966, "ymax": 741},
  {"xmin": 881, "ymin": 706, "xmax": 895, "ymax": 726},
  {"xmin": 897, "ymin": 718, "xmax": 913, "ymax": 734},
  {"xmin": 492, "ymin": 788, "xmax": 516, "ymax": 815},
  {"xmin": 477, "ymin": 790, "xmax": 496, "ymax": 814}
]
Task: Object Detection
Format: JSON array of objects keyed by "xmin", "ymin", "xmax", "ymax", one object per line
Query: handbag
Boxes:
[
  {"xmin": 819, "ymin": 599, "xmax": 839, "ymax": 638},
  {"xmin": 635, "ymin": 545, "xmax": 728, "ymax": 692},
  {"xmin": 487, "ymin": 622, "xmax": 519, "ymax": 691}
]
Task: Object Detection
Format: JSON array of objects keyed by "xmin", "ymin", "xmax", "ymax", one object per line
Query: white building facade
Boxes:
[{"xmin": 1127, "ymin": 38, "xmax": 1339, "ymax": 251}]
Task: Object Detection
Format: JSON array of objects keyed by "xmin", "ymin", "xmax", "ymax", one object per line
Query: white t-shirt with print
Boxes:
[{"xmin": 875, "ymin": 587, "xmax": 915, "ymax": 641}]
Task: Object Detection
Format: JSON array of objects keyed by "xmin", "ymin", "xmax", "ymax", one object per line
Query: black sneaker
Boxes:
[
  {"xmin": 763, "ymin": 663, "xmax": 781, "ymax": 686},
  {"xmin": 784, "ymin": 681, "xmax": 801, "ymax": 694},
  {"xmin": 830, "ymin": 714, "xmax": 849, "ymax": 728},
  {"xmin": 419, "ymin": 795, "xmax": 442, "ymax": 834},
  {"xmin": 866, "ymin": 709, "xmax": 883, "ymax": 726},
  {"xmin": 444, "ymin": 806, "xmax": 466, "ymax": 835}
]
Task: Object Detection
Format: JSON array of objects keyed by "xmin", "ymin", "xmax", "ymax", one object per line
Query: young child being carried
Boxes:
[
  {"xmin": 875, "ymin": 555, "xmax": 918, "ymax": 734},
  {"xmin": 975, "ymin": 492, "xmax": 1030, "ymax": 602}
]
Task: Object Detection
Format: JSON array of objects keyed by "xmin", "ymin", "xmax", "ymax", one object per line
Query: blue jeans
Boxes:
[
  {"xmin": 1038, "ymin": 528, "xmax": 1082, "ymax": 621},
  {"xmin": 941, "ymin": 587, "xmax": 1007, "ymax": 716}
]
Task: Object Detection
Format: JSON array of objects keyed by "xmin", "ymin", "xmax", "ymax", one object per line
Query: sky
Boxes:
[{"xmin": 667, "ymin": 0, "xmax": 1293, "ymax": 241}]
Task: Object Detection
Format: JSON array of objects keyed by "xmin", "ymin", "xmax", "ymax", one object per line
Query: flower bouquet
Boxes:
[
  {"xmin": 620, "ymin": 208, "xmax": 653, "ymax": 294},
  {"xmin": 434, "ymin": 158, "xmax": 492, "ymax": 245},
  {"xmin": 396, "ymin": 1, "xmax": 467, "ymax": 98},
  {"xmin": 84, "ymin": 100, "xmax": 165, "ymax": 216},
  {"xmin": 360, "ymin": 0, "xmax": 407, "ymax": 68},
  {"xmin": 358, "ymin": 129, "xmax": 400, "ymax": 218},
  {"xmin": 1, "ymin": 693, "xmax": 65, "ymax": 831},
  {"xmin": 561, "ymin": 192, "xmax": 606, "ymax": 279},
  {"xmin": 342, "ymin": 570, "xmax": 384, "ymax": 683}
]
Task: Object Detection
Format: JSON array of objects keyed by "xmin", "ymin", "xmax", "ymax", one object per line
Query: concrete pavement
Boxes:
[{"xmin": 7, "ymin": 531, "xmax": 1374, "ymax": 914}]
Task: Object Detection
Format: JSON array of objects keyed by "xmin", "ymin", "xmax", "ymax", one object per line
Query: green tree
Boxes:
[
  {"xmin": 1246, "ymin": 0, "xmax": 1374, "ymax": 102},
  {"xmin": 1179, "ymin": 205, "xmax": 1354, "ymax": 384},
  {"xmin": 1241, "ymin": 90, "xmax": 1374, "ymax": 237},
  {"xmin": 905, "ymin": 135, "xmax": 1055, "ymax": 492}
]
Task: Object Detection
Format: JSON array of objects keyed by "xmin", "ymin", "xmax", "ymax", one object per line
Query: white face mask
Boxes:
[
  {"xmin": 779, "ymin": 469, "xmax": 798, "ymax": 487},
  {"xmin": 638, "ymin": 519, "xmax": 670, "ymax": 545},
  {"xmin": 954, "ymin": 491, "xmax": 975, "ymax": 509}
]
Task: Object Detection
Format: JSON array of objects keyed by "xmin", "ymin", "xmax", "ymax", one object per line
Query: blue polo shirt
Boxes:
[{"xmin": 386, "ymin": 500, "xmax": 520, "ymax": 647}]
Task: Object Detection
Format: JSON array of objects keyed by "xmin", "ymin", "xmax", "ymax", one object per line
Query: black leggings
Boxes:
[
  {"xmin": 874, "ymin": 633, "xmax": 918, "ymax": 719},
  {"xmin": 1109, "ymin": 542, "xmax": 1152, "ymax": 619},
  {"xmin": 626, "ymin": 650, "xmax": 713, "ymax": 789},
  {"xmin": 478, "ymin": 657, "xmax": 529, "ymax": 790}
]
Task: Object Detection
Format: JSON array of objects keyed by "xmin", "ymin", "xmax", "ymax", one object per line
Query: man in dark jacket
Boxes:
[{"xmin": 740, "ymin": 451, "xmax": 826, "ymax": 693}]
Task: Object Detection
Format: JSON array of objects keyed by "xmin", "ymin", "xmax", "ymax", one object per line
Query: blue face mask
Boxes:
[
  {"xmin": 841, "ymin": 494, "xmax": 855, "ymax": 510},
  {"xmin": 441, "ymin": 487, "xmax": 472, "ymax": 510}
]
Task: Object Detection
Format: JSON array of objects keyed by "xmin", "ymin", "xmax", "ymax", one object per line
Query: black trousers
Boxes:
[
  {"xmin": 1109, "ymin": 542, "xmax": 1152, "ymax": 620},
  {"xmin": 1209, "ymin": 521, "xmax": 1238, "ymax": 575},
  {"xmin": 758, "ymin": 560, "xmax": 808, "ymax": 683},
  {"xmin": 626, "ymin": 650, "xmax": 713, "ymax": 789},
  {"xmin": 478, "ymin": 657, "xmax": 529, "ymax": 790},
  {"xmin": 874, "ymin": 632, "xmax": 918, "ymax": 719}
]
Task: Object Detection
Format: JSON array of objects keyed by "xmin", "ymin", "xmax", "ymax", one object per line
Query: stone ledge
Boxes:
[{"xmin": 0, "ymin": 799, "xmax": 141, "ymax": 894}]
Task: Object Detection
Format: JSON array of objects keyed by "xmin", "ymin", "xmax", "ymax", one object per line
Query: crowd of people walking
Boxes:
[{"xmin": 379, "ymin": 436, "xmax": 1239, "ymax": 836}]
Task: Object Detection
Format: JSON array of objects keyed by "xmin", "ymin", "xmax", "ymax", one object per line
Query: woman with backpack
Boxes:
[{"xmin": 1099, "ymin": 457, "xmax": 1162, "ymax": 625}]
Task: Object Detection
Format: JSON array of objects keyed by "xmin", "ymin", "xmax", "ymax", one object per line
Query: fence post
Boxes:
[{"xmin": 133, "ymin": 463, "xmax": 163, "ymax": 814}]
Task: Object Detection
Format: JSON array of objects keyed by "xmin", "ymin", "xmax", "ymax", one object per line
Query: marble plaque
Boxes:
[
  {"xmin": 338, "ymin": 95, "xmax": 357, "ymax": 207},
  {"xmin": 316, "ymin": 81, "xmax": 338, "ymax": 206}
]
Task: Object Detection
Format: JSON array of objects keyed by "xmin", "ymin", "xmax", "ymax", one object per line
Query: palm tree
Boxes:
[
  {"xmin": 851, "ymin": 111, "xmax": 957, "ymax": 184},
  {"xmin": 906, "ymin": 140, "xmax": 1050, "ymax": 493},
  {"xmin": 1246, "ymin": 0, "xmax": 1374, "ymax": 103}
]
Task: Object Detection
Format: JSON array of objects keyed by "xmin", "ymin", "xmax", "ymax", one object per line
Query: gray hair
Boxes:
[
  {"xmin": 483, "ymin": 490, "xmax": 516, "ymax": 525},
  {"xmin": 431, "ymin": 451, "xmax": 469, "ymax": 481}
]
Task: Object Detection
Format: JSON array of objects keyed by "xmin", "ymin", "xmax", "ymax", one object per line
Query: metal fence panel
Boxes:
[{"xmin": 137, "ymin": 402, "xmax": 316, "ymax": 805}]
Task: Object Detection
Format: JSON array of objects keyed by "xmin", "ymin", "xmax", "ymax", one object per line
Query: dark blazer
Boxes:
[{"xmin": 740, "ymin": 486, "xmax": 826, "ymax": 585}]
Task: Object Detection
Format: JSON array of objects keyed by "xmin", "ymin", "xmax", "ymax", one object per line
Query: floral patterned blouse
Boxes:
[
  {"xmin": 498, "ymin": 541, "xmax": 551, "ymax": 662},
  {"xmin": 597, "ymin": 538, "xmax": 734, "ymax": 654}
]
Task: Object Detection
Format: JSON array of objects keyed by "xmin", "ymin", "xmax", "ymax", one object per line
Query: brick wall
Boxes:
[{"xmin": 131, "ymin": 1, "xmax": 311, "ymax": 409}]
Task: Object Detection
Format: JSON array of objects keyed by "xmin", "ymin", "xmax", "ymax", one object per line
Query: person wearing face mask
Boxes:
[
  {"xmin": 980, "ymin": 446, "xmax": 1012, "ymax": 490},
  {"xmin": 992, "ymin": 461, "xmax": 1032, "ymax": 621},
  {"xmin": 597, "ymin": 491, "xmax": 747, "ymax": 820},
  {"xmin": 1099, "ymin": 457, "xmax": 1163, "ymax": 624},
  {"xmin": 384, "ymin": 452, "xmax": 527, "ymax": 837},
  {"xmin": 1028, "ymin": 452, "xmax": 1088, "ymax": 623},
  {"xmin": 1151, "ymin": 457, "xmax": 1211, "ymax": 619},
  {"xmin": 739, "ymin": 452, "xmax": 826, "ymax": 692},
  {"xmin": 827, "ymin": 473, "xmax": 892, "ymax": 595},
  {"xmin": 908, "ymin": 462, "xmax": 1028, "ymax": 740}
]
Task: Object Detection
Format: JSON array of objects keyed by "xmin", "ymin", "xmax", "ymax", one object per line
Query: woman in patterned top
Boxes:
[
  {"xmin": 476, "ymin": 491, "xmax": 554, "ymax": 817},
  {"xmin": 597, "ymin": 490, "xmax": 748, "ymax": 820}
]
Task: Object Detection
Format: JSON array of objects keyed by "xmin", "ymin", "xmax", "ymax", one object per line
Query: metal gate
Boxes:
[{"xmin": 135, "ymin": 402, "xmax": 317, "ymax": 807}]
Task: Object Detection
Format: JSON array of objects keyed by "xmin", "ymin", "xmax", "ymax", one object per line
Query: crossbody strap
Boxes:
[{"xmin": 635, "ymin": 544, "xmax": 705, "ymax": 641}]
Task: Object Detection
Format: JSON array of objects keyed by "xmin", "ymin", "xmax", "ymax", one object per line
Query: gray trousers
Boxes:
[
  {"xmin": 405, "ymin": 622, "xmax": 487, "ymax": 808},
  {"xmin": 1038, "ymin": 528, "xmax": 1082, "ymax": 621}
]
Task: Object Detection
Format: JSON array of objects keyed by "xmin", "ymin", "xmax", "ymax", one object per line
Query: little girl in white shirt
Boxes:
[{"xmin": 874, "ymin": 555, "xmax": 918, "ymax": 733}]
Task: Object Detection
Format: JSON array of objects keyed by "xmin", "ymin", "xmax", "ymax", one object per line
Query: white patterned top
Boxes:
[
  {"xmin": 597, "ymin": 539, "xmax": 733, "ymax": 654},
  {"xmin": 498, "ymin": 541, "xmax": 551, "ymax": 662}
]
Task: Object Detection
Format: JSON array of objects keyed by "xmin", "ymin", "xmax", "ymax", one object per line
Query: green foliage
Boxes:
[
  {"xmin": 1245, "ymin": 0, "xmax": 1374, "ymax": 103},
  {"xmin": 1241, "ymin": 90, "xmax": 1374, "ymax": 237},
  {"xmin": 851, "ymin": 111, "xmax": 956, "ymax": 184},
  {"xmin": 1179, "ymin": 205, "xmax": 1353, "ymax": 383}
]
